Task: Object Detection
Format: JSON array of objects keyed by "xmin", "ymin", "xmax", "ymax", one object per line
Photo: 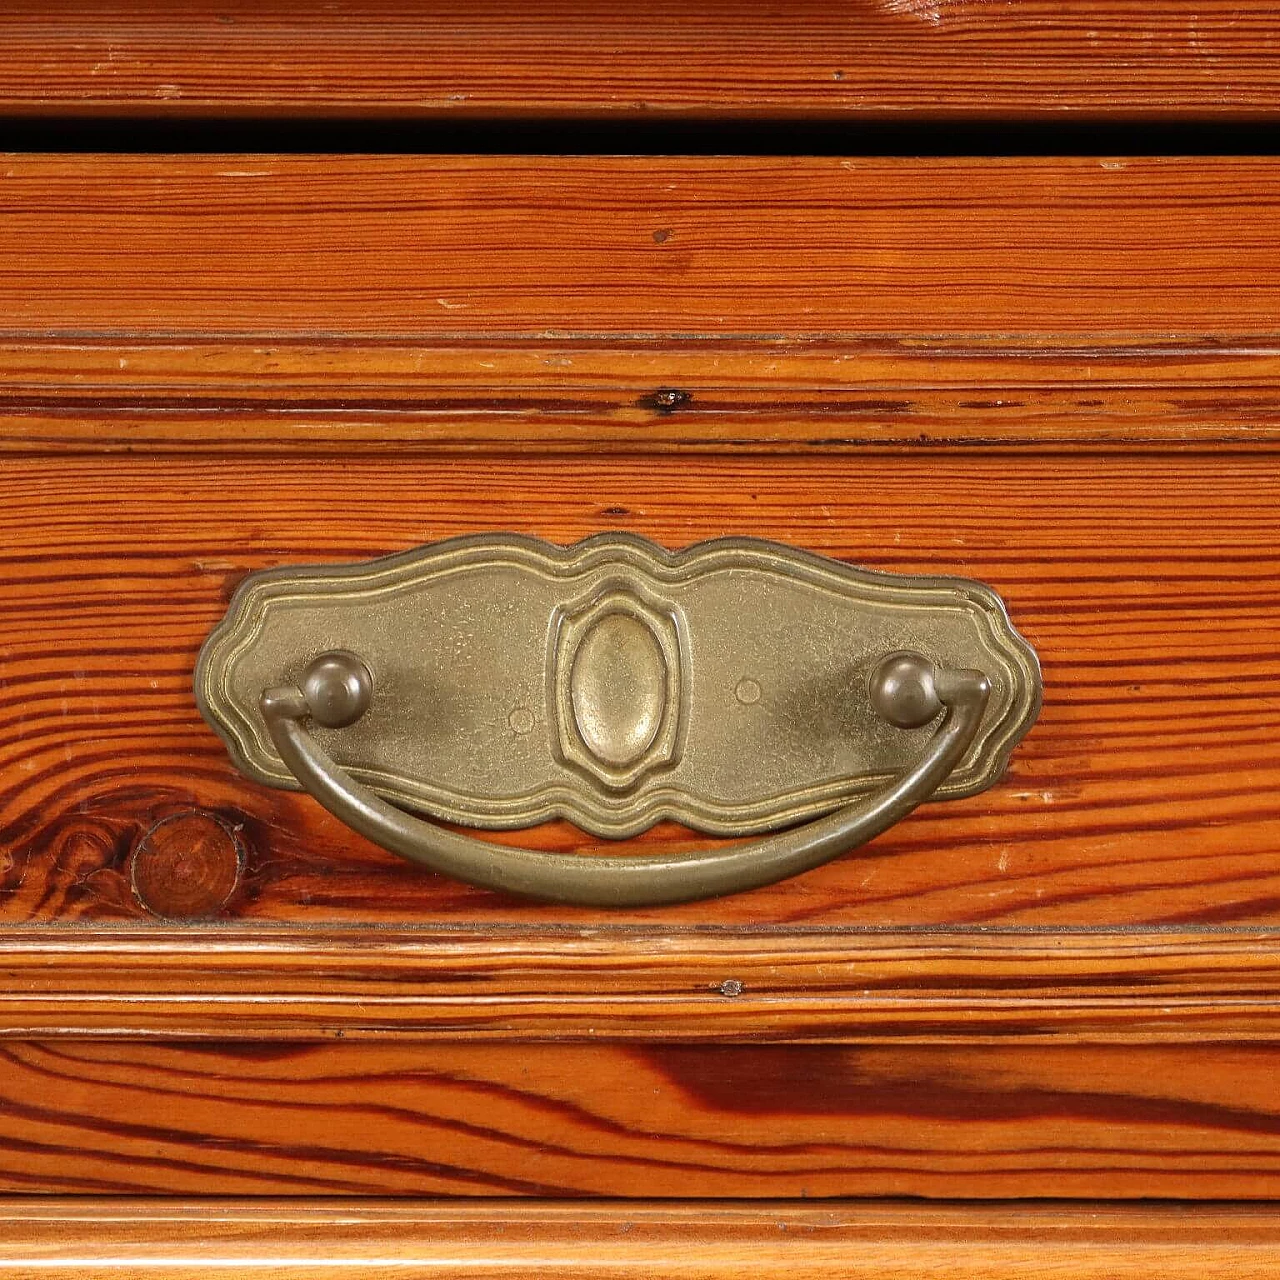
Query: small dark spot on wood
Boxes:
[
  {"xmin": 220, "ymin": 568, "xmax": 252, "ymax": 603},
  {"xmin": 652, "ymin": 228, "xmax": 672, "ymax": 244},
  {"xmin": 639, "ymin": 388, "xmax": 692, "ymax": 414},
  {"xmin": 190, "ymin": 1042, "xmax": 313, "ymax": 1062},
  {"xmin": 833, "ymin": 69, "xmax": 845, "ymax": 80},
  {"xmin": 845, "ymin": 399, "xmax": 912, "ymax": 414},
  {"xmin": 957, "ymin": 400, "xmax": 1025, "ymax": 410},
  {"xmin": 601, "ymin": 505, "xmax": 631, "ymax": 518},
  {"xmin": 719, "ymin": 978, "xmax": 744, "ymax": 997}
]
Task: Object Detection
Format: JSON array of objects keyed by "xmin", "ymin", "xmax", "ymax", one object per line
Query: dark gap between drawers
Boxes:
[{"xmin": 3, "ymin": 117, "xmax": 1280, "ymax": 156}]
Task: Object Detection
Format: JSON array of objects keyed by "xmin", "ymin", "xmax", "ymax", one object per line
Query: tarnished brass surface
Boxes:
[
  {"xmin": 196, "ymin": 534, "xmax": 1040, "ymax": 841},
  {"xmin": 256, "ymin": 649, "xmax": 994, "ymax": 906}
]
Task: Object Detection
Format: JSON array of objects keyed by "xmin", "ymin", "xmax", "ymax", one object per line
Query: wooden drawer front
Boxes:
[
  {"xmin": 4, "ymin": 450, "xmax": 1278, "ymax": 929},
  {"xmin": 3, "ymin": 155, "xmax": 1280, "ymax": 1201},
  {"xmin": 1, "ymin": 156, "xmax": 1279, "ymax": 930}
]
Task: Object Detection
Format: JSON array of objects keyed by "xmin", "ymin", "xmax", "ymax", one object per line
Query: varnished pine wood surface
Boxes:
[
  {"xmin": 3, "ymin": 152, "xmax": 1279, "ymax": 1211},
  {"xmin": 3, "ymin": 157, "xmax": 1280, "ymax": 342},
  {"xmin": 7, "ymin": 158, "xmax": 1280, "ymax": 455},
  {"xmin": 7, "ymin": 1039, "xmax": 1280, "ymax": 1197},
  {"xmin": 3, "ymin": 452, "xmax": 1279, "ymax": 928},
  {"xmin": 2, "ymin": 1200, "xmax": 1279, "ymax": 1276},
  {"xmin": 8, "ymin": 339, "xmax": 1280, "ymax": 453},
  {"xmin": 2, "ymin": 927, "xmax": 1280, "ymax": 1043},
  {"xmin": 2, "ymin": 2, "xmax": 1280, "ymax": 121}
]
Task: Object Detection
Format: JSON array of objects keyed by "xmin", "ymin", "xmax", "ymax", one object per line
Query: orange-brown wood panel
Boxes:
[
  {"xmin": 4, "ymin": 1039, "xmax": 1280, "ymax": 1198},
  {"xmin": 2, "ymin": 451, "xmax": 1278, "ymax": 927},
  {"xmin": 2, "ymin": 927, "xmax": 1279, "ymax": 1043},
  {"xmin": 1, "ymin": 157, "xmax": 1280, "ymax": 342},
  {"xmin": 7, "ymin": 340, "xmax": 1280, "ymax": 454},
  {"xmin": 1, "ymin": 2, "xmax": 1279, "ymax": 121},
  {"xmin": 2, "ymin": 1200, "xmax": 1279, "ymax": 1277}
]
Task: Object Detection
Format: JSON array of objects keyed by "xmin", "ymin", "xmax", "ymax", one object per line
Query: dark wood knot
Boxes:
[{"xmin": 130, "ymin": 811, "xmax": 244, "ymax": 920}]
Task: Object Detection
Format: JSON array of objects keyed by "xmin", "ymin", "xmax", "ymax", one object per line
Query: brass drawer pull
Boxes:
[
  {"xmin": 258, "ymin": 649, "xmax": 990, "ymax": 907},
  {"xmin": 197, "ymin": 534, "xmax": 1040, "ymax": 906}
]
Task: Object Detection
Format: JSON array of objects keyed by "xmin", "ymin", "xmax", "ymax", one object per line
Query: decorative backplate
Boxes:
[{"xmin": 196, "ymin": 534, "xmax": 1040, "ymax": 838}]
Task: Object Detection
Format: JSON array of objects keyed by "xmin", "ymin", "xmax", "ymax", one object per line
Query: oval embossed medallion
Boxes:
[{"xmin": 570, "ymin": 612, "xmax": 666, "ymax": 767}]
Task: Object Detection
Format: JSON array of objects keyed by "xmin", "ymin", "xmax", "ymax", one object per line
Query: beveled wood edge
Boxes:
[
  {"xmin": 10, "ymin": 335, "xmax": 1280, "ymax": 381},
  {"xmin": 4, "ymin": 337, "xmax": 1280, "ymax": 451},
  {"xmin": 1, "ymin": 1199, "xmax": 1278, "ymax": 1274},
  {"xmin": 5, "ymin": 926, "xmax": 1280, "ymax": 1043}
]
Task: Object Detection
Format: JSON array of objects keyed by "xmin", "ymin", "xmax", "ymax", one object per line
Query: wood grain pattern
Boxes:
[
  {"xmin": 2, "ymin": 157, "xmax": 1280, "ymax": 341},
  {"xmin": 8, "ymin": 338, "xmax": 1280, "ymax": 452},
  {"xmin": 3, "ymin": 1200, "xmax": 1279, "ymax": 1276},
  {"xmin": 3, "ymin": 927, "xmax": 1280, "ymax": 1043},
  {"xmin": 2, "ymin": 2, "xmax": 1280, "ymax": 121},
  {"xmin": 6, "ymin": 1039, "xmax": 1280, "ymax": 1197},
  {"xmin": 3, "ymin": 451, "xmax": 1279, "ymax": 927}
]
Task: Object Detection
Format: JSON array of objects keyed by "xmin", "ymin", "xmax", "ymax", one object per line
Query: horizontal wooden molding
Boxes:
[
  {"xmin": 7, "ymin": 340, "xmax": 1280, "ymax": 455},
  {"xmin": 5, "ymin": 927, "xmax": 1280, "ymax": 1043},
  {"xmin": 1, "ymin": 1199, "xmax": 1279, "ymax": 1275},
  {"xmin": 4, "ymin": 337, "xmax": 1280, "ymax": 453},
  {"xmin": 10, "ymin": 337, "xmax": 1280, "ymax": 387}
]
